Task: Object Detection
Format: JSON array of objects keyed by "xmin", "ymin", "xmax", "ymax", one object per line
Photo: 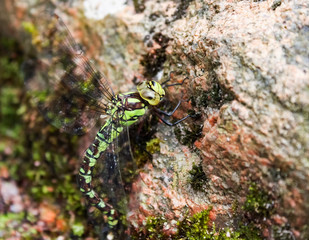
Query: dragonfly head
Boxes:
[{"xmin": 137, "ymin": 80, "xmax": 165, "ymax": 105}]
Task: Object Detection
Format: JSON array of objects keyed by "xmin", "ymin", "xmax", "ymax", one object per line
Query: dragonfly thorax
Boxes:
[
  {"xmin": 137, "ymin": 80, "xmax": 165, "ymax": 106},
  {"xmin": 105, "ymin": 93, "xmax": 148, "ymax": 126}
]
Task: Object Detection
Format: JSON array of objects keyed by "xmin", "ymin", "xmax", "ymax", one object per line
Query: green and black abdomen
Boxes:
[
  {"xmin": 78, "ymin": 118, "xmax": 117, "ymax": 213},
  {"xmin": 78, "ymin": 93, "xmax": 147, "ymax": 219}
]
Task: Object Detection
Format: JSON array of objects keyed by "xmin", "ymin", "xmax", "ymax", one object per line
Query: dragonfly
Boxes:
[{"xmin": 24, "ymin": 13, "xmax": 192, "ymax": 239}]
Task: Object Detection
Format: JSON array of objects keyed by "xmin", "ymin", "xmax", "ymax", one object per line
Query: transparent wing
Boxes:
[
  {"xmin": 88, "ymin": 116, "xmax": 137, "ymax": 239},
  {"xmin": 24, "ymin": 13, "xmax": 115, "ymax": 134}
]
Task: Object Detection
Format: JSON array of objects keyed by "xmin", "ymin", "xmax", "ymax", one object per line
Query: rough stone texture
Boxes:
[
  {"xmin": 3, "ymin": 0, "xmax": 309, "ymax": 239},
  {"xmin": 123, "ymin": 1, "xmax": 309, "ymax": 239}
]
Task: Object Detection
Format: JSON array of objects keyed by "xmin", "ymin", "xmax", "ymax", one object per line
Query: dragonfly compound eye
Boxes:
[
  {"xmin": 143, "ymin": 90, "xmax": 155, "ymax": 100},
  {"xmin": 137, "ymin": 81, "xmax": 165, "ymax": 105}
]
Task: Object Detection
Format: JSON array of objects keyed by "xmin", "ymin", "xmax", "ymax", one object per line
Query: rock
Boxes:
[{"xmin": 3, "ymin": 0, "xmax": 308, "ymax": 238}]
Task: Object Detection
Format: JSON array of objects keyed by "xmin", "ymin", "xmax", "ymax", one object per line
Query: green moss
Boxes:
[
  {"xmin": 231, "ymin": 200, "xmax": 239, "ymax": 213},
  {"xmin": 22, "ymin": 21, "xmax": 38, "ymax": 38},
  {"xmin": 0, "ymin": 57, "xmax": 22, "ymax": 83},
  {"xmin": 0, "ymin": 37, "xmax": 24, "ymax": 85},
  {"xmin": 188, "ymin": 164, "xmax": 208, "ymax": 191},
  {"xmin": 176, "ymin": 207, "xmax": 247, "ymax": 239},
  {"xmin": 243, "ymin": 183, "xmax": 274, "ymax": 218},
  {"xmin": 144, "ymin": 216, "xmax": 167, "ymax": 239},
  {"xmin": 132, "ymin": 146, "xmax": 150, "ymax": 169},
  {"xmin": 0, "ymin": 212, "xmax": 24, "ymax": 229},
  {"xmin": 72, "ymin": 222, "xmax": 85, "ymax": 237},
  {"xmin": 0, "ymin": 25, "xmax": 99, "ymax": 240},
  {"xmin": 236, "ymin": 223, "xmax": 262, "ymax": 240},
  {"xmin": 0, "ymin": 209, "xmax": 88, "ymax": 239},
  {"xmin": 0, "ymin": 212, "xmax": 38, "ymax": 239},
  {"xmin": 21, "ymin": 132, "xmax": 82, "ymax": 213},
  {"xmin": 0, "ymin": 80, "xmax": 85, "ymax": 236},
  {"xmin": 133, "ymin": 207, "xmax": 262, "ymax": 240},
  {"xmin": 177, "ymin": 207, "xmax": 212, "ymax": 239},
  {"xmin": 146, "ymin": 138, "xmax": 161, "ymax": 154},
  {"xmin": 0, "ymin": 87, "xmax": 23, "ymax": 139}
]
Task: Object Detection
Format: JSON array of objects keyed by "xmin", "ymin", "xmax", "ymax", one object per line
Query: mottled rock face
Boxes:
[
  {"xmin": 129, "ymin": 1, "xmax": 309, "ymax": 238},
  {"xmin": 4, "ymin": 0, "xmax": 309, "ymax": 239},
  {"xmin": 124, "ymin": 0, "xmax": 309, "ymax": 238}
]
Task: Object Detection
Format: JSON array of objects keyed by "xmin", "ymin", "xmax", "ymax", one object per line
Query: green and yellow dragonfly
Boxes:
[{"xmin": 24, "ymin": 13, "xmax": 191, "ymax": 239}]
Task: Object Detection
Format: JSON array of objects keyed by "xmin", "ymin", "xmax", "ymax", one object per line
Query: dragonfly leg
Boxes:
[
  {"xmin": 155, "ymin": 100, "xmax": 182, "ymax": 117},
  {"xmin": 161, "ymin": 71, "xmax": 175, "ymax": 86},
  {"xmin": 154, "ymin": 90, "xmax": 196, "ymax": 126},
  {"xmin": 161, "ymin": 71, "xmax": 189, "ymax": 87},
  {"xmin": 154, "ymin": 111, "xmax": 193, "ymax": 126}
]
